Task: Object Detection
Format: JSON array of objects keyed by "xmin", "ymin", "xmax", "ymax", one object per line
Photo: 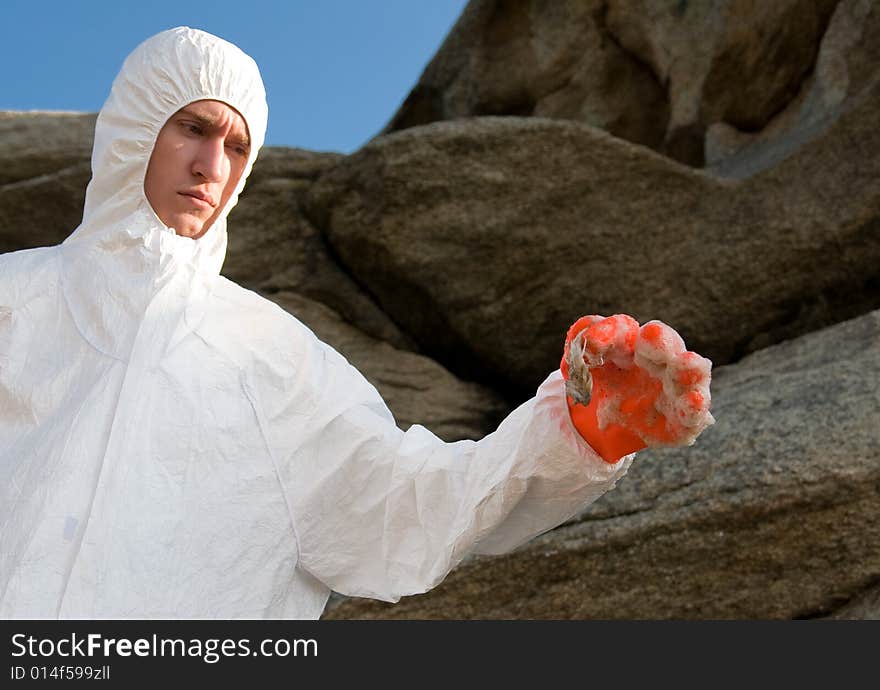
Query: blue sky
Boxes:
[{"xmin": 0, "ymin": 0, "xmax": 469, "ymax": 153}]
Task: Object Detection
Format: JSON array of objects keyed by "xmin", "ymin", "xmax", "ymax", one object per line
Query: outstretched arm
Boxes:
[
  {"xmin": 561, "ymin": 314, "xmax": 715, "ymax": 463},
  {"xmin": 262, "ymin": 326, "xmax": 632, "ymax": 603}
]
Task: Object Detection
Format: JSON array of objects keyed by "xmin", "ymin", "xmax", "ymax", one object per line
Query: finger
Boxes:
[
  {"xmin": 564, "ymin": 314, "xmax": 605, "ymax": 349},
  {"xmin": 664, "ymin": 349, "xmax": 712, "ymax": 405},
  {"xmin": 583, "ymin": 314, "xmax": 639, "ymax": 368},
  {"xmin": 673, "ymin": 388, "xmax": 709, "ymax": 421},
  {"xmin": 670, "ymin": 350, "xmax": 710, "ymax": 388},
  {"xmin": 634, "ymin": 320, "xmax": 686, "ymax": 376},
  {"xmin": 670, "ymin": 390, "xmax": 716, "ymax": 446},
  {"xmin": 667, "ymin": 356, "xmax": 716, "ymax": 442}
]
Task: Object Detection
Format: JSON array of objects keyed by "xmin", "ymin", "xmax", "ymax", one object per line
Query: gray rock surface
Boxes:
[
  {"xmin": 824, "ymin": 583, "xmax": 880, "ymax": 620},
  {"xmin": 325, "ymin": 308, "xmax": 880, "ymax": 619}
]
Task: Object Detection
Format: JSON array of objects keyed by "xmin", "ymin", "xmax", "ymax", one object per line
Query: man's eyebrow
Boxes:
[
  {"xmin": 232, "ymin": 131, "xmax": 251, "ymax": 148},
  {"xmin": 178, "ymin": 108, "xmax": 217, "ymax": 127},
  {"xmin": 177, "ymin": 108, "xmax": 250, "ymax": 147}
]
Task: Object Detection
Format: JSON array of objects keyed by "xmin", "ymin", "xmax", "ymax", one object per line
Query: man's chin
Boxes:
[
  {"xmin": 178, "ymin": 227, "xmax": 206, "ymax": 239},
  {"xmin": 169, "ymin": 215, "xmax": 210, "ymax": 239}
]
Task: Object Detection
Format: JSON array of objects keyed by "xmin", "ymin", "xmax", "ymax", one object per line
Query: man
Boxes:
[{"xmin": 0, "ymin": 27, "xmax": 713, "ymax": 618}]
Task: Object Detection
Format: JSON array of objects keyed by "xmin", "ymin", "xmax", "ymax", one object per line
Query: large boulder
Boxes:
[
  {"xmin": 325, "ymin": 308, "xmax": 880, "ymax": 619},
  {"xmin": 381, "ymin": 0, "xmax": 841, "ymax": 166},
  {"xmin": 306, "ymin": 77, "xmax": 880, "ymax": 395}
]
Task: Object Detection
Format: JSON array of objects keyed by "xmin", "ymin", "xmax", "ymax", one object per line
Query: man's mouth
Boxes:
[{"xmin": 179, "ymin": 190, "xmax": 216, "ymax": 208}]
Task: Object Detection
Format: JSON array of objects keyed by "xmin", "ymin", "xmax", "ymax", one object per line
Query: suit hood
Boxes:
[{"xmin": 59, "ymin": 26, "xmax": 268, "ymax": 360}]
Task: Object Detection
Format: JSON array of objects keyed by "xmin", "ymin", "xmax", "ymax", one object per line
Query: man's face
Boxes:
[{"xmin": 144, "ymin": 99, "xmax": 251, "ymax": 239}]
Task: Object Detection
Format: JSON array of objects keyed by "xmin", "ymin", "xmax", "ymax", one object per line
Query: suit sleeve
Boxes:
[{"xmin": 260, "ymin": 331, "xmax": 633, "ymax": 603}]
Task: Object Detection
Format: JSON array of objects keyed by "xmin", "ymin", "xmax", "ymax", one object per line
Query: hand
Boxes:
[{"xmin": 560, "ymin": 314, "xmax": 715, "ymax": 463}]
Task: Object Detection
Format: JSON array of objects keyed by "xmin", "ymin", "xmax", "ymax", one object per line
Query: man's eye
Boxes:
[{"xmin": 183, "ymin": 123, "xmax": 203, "ymax": 135}]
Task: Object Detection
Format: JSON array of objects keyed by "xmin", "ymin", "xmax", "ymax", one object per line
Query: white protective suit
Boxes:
[{"xmin": 0, "ymin": 27, "xmax": 632, "ymax": 619}]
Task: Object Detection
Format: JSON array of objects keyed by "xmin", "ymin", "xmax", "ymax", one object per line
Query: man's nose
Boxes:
[{"xmin": 192, "ymin": 138, "xmax": 226, "ymax": 182}]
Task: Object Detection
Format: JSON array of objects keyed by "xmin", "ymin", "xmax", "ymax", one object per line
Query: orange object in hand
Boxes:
[{"xmin": 560, "ymin": 314, "xmax": 714, "ymax": 464}]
